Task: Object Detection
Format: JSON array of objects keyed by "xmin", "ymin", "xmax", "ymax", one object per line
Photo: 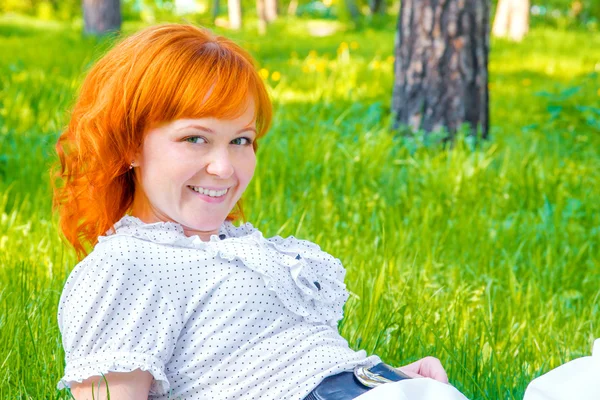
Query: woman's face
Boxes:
[{"xmin": 131, "ymin": 98, "xmax": 257, "ymax": 240}]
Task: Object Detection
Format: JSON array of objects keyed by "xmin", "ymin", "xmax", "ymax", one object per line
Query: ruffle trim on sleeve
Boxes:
[
  {"xmin": 101, "ymin": 216, "xmax": 349, "ymax": 327},
  {"xmin": 58, "ymin": 351, "xmax": 170, "ymax": 396}
]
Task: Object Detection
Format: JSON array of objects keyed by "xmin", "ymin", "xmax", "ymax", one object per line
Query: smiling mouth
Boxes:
[{"xmin": 188, "ymin": 186, "xmax": 229, "ymax": 198}]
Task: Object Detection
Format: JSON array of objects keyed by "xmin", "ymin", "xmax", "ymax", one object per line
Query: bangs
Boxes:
[{"xmin": 141, "ymin": 39, "xmax": 271, "ymax": 138}]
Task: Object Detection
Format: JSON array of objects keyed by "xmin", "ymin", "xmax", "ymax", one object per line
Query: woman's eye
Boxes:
[
  {"xmin": 231, "ymin": 137, "xmax": 252, "ymax": 146},
  {"xmin": 185, "ymin": 136, "xmax": 206, "ymax": 144}
]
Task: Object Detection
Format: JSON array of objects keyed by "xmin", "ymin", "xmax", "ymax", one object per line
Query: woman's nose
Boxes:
[{"xmin": 205, "ymin": 148, "xmax": 234, "ymax": 178}]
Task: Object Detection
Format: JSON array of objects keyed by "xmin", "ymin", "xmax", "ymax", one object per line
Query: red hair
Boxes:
[{"xmin": 53, "ymin": 24, "xmax": 272, "ymax": 258}]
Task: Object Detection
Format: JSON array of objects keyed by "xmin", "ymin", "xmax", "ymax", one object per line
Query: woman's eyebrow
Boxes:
[
  {"xmin": 238, "ymin": 127, "xmax": 257, "ymax": 135},
  {"xmin": 178, "ymin": 124, "xmax": 257, "ymax": 135}
]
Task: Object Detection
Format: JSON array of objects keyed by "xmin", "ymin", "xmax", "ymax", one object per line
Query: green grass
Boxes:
[{"xmin": 1, "ymin": 14, "xmax": 599, "ymax": 399}]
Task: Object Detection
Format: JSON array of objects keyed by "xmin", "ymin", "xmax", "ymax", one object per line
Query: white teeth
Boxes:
[{"xmin": 190, "ymin": 186, "xmax": 228, "ymax": 197}]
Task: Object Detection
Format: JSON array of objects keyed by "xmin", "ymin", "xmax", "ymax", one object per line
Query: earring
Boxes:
[{"xmin": 129, "ymin": 161, "xmax": 135, "ymax": 170}]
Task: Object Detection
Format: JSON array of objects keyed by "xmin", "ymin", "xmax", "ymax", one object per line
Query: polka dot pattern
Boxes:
[{"xmin": 57, "ymin": 216, "xmax": 381, "ymax": 399}]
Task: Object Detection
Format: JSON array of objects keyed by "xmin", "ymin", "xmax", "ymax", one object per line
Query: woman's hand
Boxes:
[{"xmin": 397, "ymin": 356, "xmax": 449, "ymax": 383}]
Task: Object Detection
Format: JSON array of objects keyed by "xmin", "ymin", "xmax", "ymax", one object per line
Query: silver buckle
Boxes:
[{"xmin": 353, "ymin": 366, "xmax": 394, "ymax": 388}]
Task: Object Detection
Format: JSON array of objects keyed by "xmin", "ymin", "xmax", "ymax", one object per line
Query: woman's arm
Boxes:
[{"xmin": 69, "ymin": 369, "xmax": 152, "ymax": 400}]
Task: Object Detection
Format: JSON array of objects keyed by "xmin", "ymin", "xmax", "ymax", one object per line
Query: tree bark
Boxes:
[
  {"xmin": 212, "ymin": 0, "xmax": 220, "ymax": 22},
  {"xmin": 228, "ymin": 0, "xmax": 242, "ymax": 29},
  {"xmin": 392, "ymin": 0, "xmax": 490, "ymax": 139},
  {"xmin": 492, "ymin": 0, "xmax": 529, "ymax": 42},
  {"xmin": 256, "ymin": 0, "xmax": 267, "ymax": 34},
  {"xmin": 369, "ymin": 0, "xmax": 385, "ymax": 15},
  {"xmin": 265, "ymin": 0, "xmax": 278, "ymax": 21},
  {"xmin": 287, "ymin": 0, "xmax": 298, "ymax": 16},
  {"xmin": 82, "ymin": 0, "xmax": 121, "ymax": 35},
  {"xmin": 340, "ymin": 0, "xmax": 360, "ymax": 21}
]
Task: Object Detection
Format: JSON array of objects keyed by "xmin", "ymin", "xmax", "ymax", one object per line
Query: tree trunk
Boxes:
[
  {"xmin": 346, "ymin": 0, "xmax": 360, "ymax": 20},
  {"xmin": 228, "ymin": 0, "xmax": 242, "ymax": 29},
  {"xmin": 339, "ymin": 0, "xmax": 360, "ymax": 22},
  {"xmin": 82, "ymin": 0, "xmax": 121, "ymax": 35},
  {"xmin": 212, "ymin": 0, "xmax": 220, "ymax": 22},
  {"xmin": 369, "ymin": 0, "xmax": 385, "ymax": 15},
  {"xmin": 492, "ymin": 0, "xmax": 529, "ymax": 42},
  {"xmin": 287, "ymin": 0, "xmax": 298, "ymax": 16},
  {"xmin": 256, "ymin": 0, "xmax": 267, "ymax": 34},
  {"xmin": 265, "ymin": 0, "xmax": 278, "ymax": 21},
  {"xmin": 392, "ymin": 0, "xmax": 490, "ymax": 139}
]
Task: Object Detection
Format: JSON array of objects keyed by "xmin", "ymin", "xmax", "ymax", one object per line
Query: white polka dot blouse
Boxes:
[{"xmin": 57, "ymin": 216, "xmax": 381, "ymax": 399}]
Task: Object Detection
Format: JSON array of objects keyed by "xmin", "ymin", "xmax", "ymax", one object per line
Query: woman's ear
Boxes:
[{"xmin": 129, "ymin": 142, "xmax": 144, "ymax": 170}]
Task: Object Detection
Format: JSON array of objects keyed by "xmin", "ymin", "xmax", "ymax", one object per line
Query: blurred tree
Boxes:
[
  {"xmin": 212, "ymin": 0, "xmax": 220, "ymax": 21},
  {"xmin": 369, "ymin": 0, "xmax": 386, "ymax": 15},
  {"xmin": 256, "ymin": 0, "xmax": 276, "ymax": 34},
  {"xmin": 334, "ymin": 0, "xmax": 360, "ymax": 22},
  {"xmin": 344, "ymin": 0, "xmax": 360, "ymax": 20},
  {"xmin": 493, "ymin": 0, "xmax": 529, "ymax": 41},
  {"xmin": 287, "ymin": 0, "xmax": 298, "ymax": 16},
  {"xmin": 266, "ymin": 0, "xmax": 278, "ymax": 21},
  {"xmin": 229, "ymin": 0, "xmax": 242, "ymax": 29},
  {"xmin": 83, "ymin": 0, "xmax": 121, "ymax": 35},
  {"xmin": 257, "ymin": 0, "xmax": 267, "ymax": 33},
  {"xmin": 392, "ymin": 0, "xmax": 490, "ymax": 139}
]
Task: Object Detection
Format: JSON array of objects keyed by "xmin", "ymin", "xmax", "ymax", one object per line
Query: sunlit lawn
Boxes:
[{"xmin": 0, "ymin": 14, "xmax": 599, "ymax": 399}]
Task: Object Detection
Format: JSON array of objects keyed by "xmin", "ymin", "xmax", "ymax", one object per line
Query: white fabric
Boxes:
[
  {"xmin": 355, "ymin": 378, "xmax": 469, "ymax": 400},
  {"xmin": 523, "ymin": 339, "xmax": 600, "ymax": 400},
  {"xmin": 57, "ymin": 216, "xmax": 381, "ymax": 399}
]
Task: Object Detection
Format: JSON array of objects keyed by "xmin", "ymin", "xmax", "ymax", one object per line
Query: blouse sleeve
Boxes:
[{"xmin": 57, "ymin": 239, "xmax": 182, "ymax": 395}]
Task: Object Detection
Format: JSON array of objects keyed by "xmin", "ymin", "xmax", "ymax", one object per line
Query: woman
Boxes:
[{"xmin": 55, "ymin": 24, "xmax": 459, "ymax": 399}]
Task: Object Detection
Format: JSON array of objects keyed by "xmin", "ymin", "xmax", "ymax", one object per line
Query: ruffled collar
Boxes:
[
  {"xmin": 99, "ymin": 215, "xmax": 348, "ymax": 327},
  {"xmin": 100, "ymin": 215, "xmax": 260, "ymax": 248}
]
